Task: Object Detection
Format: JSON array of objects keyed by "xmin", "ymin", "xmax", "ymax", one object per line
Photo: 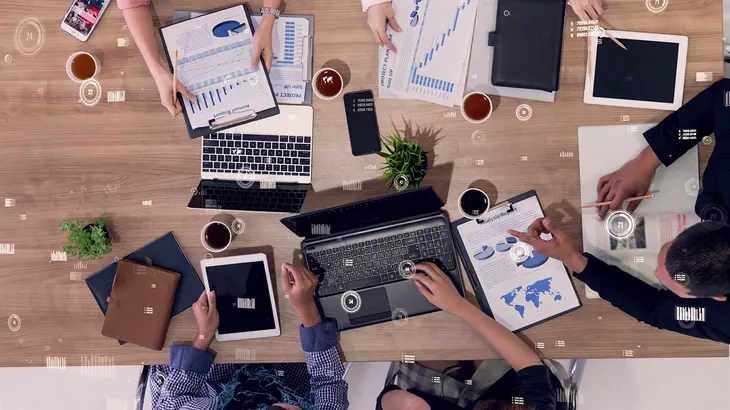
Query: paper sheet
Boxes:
[
  {"xmin": 378, "ymin": 0, "xmax": 478, "ymax": 106},
  {"xmin": 161, "ymin": 6, "xmax": 277, "ymax": 129},
  {"xmin": 252, "ymin": 16, "xmax": 309, "ymax": 104},
  {"xmin": 578, "ymin": 124, "xmax": 700, "ymax": 298},
  {"xmin": 456, "ymin": 195, "xmax": 581, "ymax": 332}
]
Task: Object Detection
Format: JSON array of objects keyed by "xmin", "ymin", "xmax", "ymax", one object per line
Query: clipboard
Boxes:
[
  {"xmin": 173, "ymin": 10, "xmax": 315, "ymax": 105},
  {"xmin": 160, "ymin": 4, "xmax": 280, "ymax": 139},
  {"xmin": 450, "ymin": 190, "xmax": 582, "ymax": 333}
]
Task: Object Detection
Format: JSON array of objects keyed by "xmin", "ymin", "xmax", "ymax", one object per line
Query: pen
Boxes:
[
  {"xmin": 603, "ymin": 28, "xmax": 627, "ymax": 50},
  {"xmin": 172, "ymin": 49, "xmax": 179, "ymax": 117},
  {"xmin": 581, "ymin": 194, "xmax": 654, "ymax": 208}
]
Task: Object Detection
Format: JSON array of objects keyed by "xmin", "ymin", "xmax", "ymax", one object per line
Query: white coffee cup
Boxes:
[
  {"xmin": 460, "ymin": 92, "xmax": 493, "ymax": 124},
  {"xmin": 200, "ymin": 220, "xmax": 235, "ymax": 253},
  {"xmin": 312, "ymin": 67, "xmax": 344, "ymax": 100},
  {"xmin": 66, "ymin": 51, "xmax": 100, "ymax": 83},
  {"xmin": 458, "ymin": 188, "xmax": 491, "ymax": 219}
]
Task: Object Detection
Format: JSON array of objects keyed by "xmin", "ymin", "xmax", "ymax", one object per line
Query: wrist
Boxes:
[
  {"xmin": 454, "ymin": 300, "xmax": 477, "ymax": 319},
  {"xmin": 151, "ymin": 62, "xmax": 168, "ymax": 81},
  {"xmin": 192, "ymin": 335, "xmax": 213, "ymax": 351},
  {"xmin": 260, "ymin": 14, "xmax": 276, "ymax": 26},
  {"xmin": 296, "ymin": 302, "xmax": 321, "ymax": 327},
  {"xmin": 637, "ymin": 146, "xmax": 661, "ymax": 173},
  {"xmin": 565, "ymin": 251, "xmax": 589, "ymax": 274}
]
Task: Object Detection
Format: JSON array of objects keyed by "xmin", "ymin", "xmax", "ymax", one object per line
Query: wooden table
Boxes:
[{"xmin": 0, "ymin": 0, "xmax": 726, "ymax": 367}]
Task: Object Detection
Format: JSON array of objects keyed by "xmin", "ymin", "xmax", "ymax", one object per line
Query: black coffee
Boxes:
[
  {"xmin": 204, "ymin": 222, "xmax": 231, "ymax": 250},
  {"xmin": 460, "ymin": 189, "xmax": 489, "ymax": 217}
]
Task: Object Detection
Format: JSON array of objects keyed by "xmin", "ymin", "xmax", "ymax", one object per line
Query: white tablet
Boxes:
[
  {"xmin": 584, "ymin": 30, "xmax": 688, "ymax": 110},
  {"xmin": 200, "ymin": 254, "xmax": 280, "ymax": 341}
]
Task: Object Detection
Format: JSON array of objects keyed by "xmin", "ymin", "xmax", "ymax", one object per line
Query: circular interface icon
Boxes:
[
  {"xmin": 248, "ymin": 74, "xmax": 259, "ymax": 85},
  {"xmin": 393, "ymin": 174, "xmax": 410, "ymax": 192},
  {"xmin": 516, "ymin": 104, "xmax": 532, "ymax": 121},
  {"xmin": 594, "ymin": 27, "xmax": 606, "ymax": 37},
  {"xmin": 699, "ymin": 204, "xmax": 728, "ymax": 231},
  {"xmin": 398, "ymin": 260, "xmax": 416, "ymax": 279},
  {"xmin": 391, "ymin": 308, "xmax": 409, "ymax": 327},
  {"xmin": 509, "ymin": 243, "xmax": 532, "ymax": 263},
  {"xmin": 646, "ymin": 0, "xmax": 668, "ymax": 13},
  {"xmin": 471, "ymin": 130, "xmax": 486, "ymax": 145},
  {"xmin": 341, "ymin": 291, "xmax": 362, "ymax": 314},
  {"xmin": 702, "ymin": 136, "xmax": 713, "ymax": 145},
  {"xmin": 8, "ymin": 314, "xmax": 21, "ymax": 332},
  {"xmin": 4, "ymin": 54, "xmax": 11, "ymax": 64},
  {"xmin": 677, "ymin": 319, "xmax": 695, "ymax": 329},
  {"xmin": 235, "ymin": 166, "xmax": 255, "ymax": 189},
  {"xmin": 113, "ymin": 256, "xmax": 120, "ymax": 263},
  {"xmin": 231, "ymin": 218, "xmax": 246, "ymax": 235},
  {"xmin": 79, "ymin": 79, "xmax": 102, "ymax": 107},
  {"xmin": 191, "ymin": 187, "xmax": 198, "ymax": 195},
  {"xmin": 672, "ymin": 272, "xmax": 690, "ymax": 287},
  {"xmin": 223, "ymin": 74, "xmax": 234, "ymax": 86},
  {"xmin": 684, "ymin": 178, "xmax": 700, "ymax": 197},
  {"xmin": 205, "ymin": 252, "xmax": 214, "ymax": 260},
  {"xmin": 604, "ymin": 210, "xmax": 636, "ymax": 240},
  {"xmin": 14, "ymin": 16, "xmax": 45, "ymax": 57}
]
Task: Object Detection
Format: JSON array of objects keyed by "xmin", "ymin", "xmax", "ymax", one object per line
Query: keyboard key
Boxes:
[
  {"xmin": 283, "ymin": 151, "xmax": 290, "ymax": 157},
  {"xmin": 216, "ymin": 148, "xmax": 223, "ymax": 154},
  {"xmin": 276, "ymin": 150, "xmax": 283, "ymax": 156},
  {"xmin": 203, "ymin": 147, "xmax": 215, "ymax": 154},
  {"xmin": 235, "ymin": 141, "xmax": 241, "ymax": 147},
  {"xmin": 289, "ymin": 136, "xmax": 296, "ymax": 142},
  {"xmin": 285, "ymin": 158, "xmax": 292, "ymax": 164},
  {"xmin": 296, "ymin": 136, "xmax": 304, "ymax": 142},
  {"xmin": 225, "ymin": 155, "xmax": 232, "ymax": 162},
  {"xmin": 287, "ymin": 143, "xmax": 294, "ymax": 150},
  {"xmin": 403, "ymin": 237, "xmax": 418, "ymax": 245},
  {"xmin": 243, "ymin": 142, "xmax": 249, "ymax": 148},
  {"xmin": 304, "ymin": 136, "xmax": 311, "ymax": 143},
  {"xmin": 405, "ymin": 250, "xmax": 421, "ymax": 260},
  {"xmin": 293, "ymin": 158, "xmax": 299, "ymax": 164},
  {"xmin": 202, "ymin": 162, "xmax": 213, "ymax": 168},
  {"xmin": 217, "ymin": 155, "xmax": 224, "ymax": 161},
  {"xmin": 247, "ymin": 156, "xmax": 254, "ymax": 162},
  {"xmin": 300, "ymin": 159, "xmax": 310, "ymax": 165},
  {"xmin": 417, "ymin": 230, "xmax": 424, "ymax": 234},
  {"xmin": 253, "ymin": 149, "xmax": 260, "ymax": 155},
  {"xmin": 298, "ymin": 151, "xmax": 311, "ymax": 158},
  {"xmin": 273, "ymin": 165, "xmax": 280, "ymax": 171},
  {"xmin": 296, "ymin": 166, "xmax": 302, "ymax": 172},
  {"xmin": 303, "ymin": 166, "xmax": 310, "ymax": 172},
  {"xmin": 251, "ymin": 164, "xmax": 258, "ymax": 170},
  {"xmin": 280, "ymin": 136, "xmax": 288, "ymax": 142},
  {"xmin": 225, "ymin": 134, "xmax": 233, "ymax": 140},
  {"xmin": 244, "ymin": 134, "xmax": 279, "ymax": 142},
  {"xmin": 227, "ymin": 141, "xmax": 235, "ymax": 147},
  {"xmin": 233, "ymin": 134, "xmax": 242, "ymax": 140},
  {"xmin": 268, "ymin": 150, "xmax": 275, "ymax": 156},
  {"xmin": 277, "ymin": 157, "xmax": 284, "ymax": 164},
  {"xmin": 265, "ymin": 142, "xmax": 271, "ymax": 148},
  {"xmin": 246, "ymin": 149, "xmax": 253, "ymax": 155},
  {"xmin": 221, "ymin": 162, "xmax": 228, "ymax": 169},
  {"xmin": 223, "ymin": 148, "xmax": 231, "ymax": 154},
  {"xmin": 203, "ymin": 140, "xmax": 218, "ymax": 146},
  {"xmin": 295, "ymin": 143, "xmax": 309, "ymax": 150},
  {"xmin": 272, "ymin": 143, "xmax": 279, "ymax": 149}
]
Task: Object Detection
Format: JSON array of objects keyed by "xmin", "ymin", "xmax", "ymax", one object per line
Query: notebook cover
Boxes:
[
  {"xmin": 102, "ymin": 260, "xmax": 180, "ymax": 350},
  {"xmin": 490, "ymin": 0, "xmax": 566, "ymax": 91},
  {"xmin": 85, "ymin": 232, "xmax": 204, "ymax": 345}
]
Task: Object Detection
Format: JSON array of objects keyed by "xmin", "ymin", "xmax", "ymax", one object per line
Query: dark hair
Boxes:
[
  {"xmin": 666, "ymin": 224, "xmax": 730, "ymax": 297},
  {"xmin": 472, "ymin": 400, "xmax": 534, "ymax": 410}
]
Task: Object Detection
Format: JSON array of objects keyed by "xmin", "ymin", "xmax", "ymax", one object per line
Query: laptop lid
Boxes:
[
  {"xmin": 189, "ymin": 179, "xmax": 309, "ymax": 213},
  {"xmin": 280, "ymin": 186, "xmax": 444, "ymax": 239}
]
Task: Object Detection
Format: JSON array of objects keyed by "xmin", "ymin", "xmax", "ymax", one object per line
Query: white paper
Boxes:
[
  {"xmin": 378, "ymin": 0, "xmax": 478, "ymax": 106},
  {"xmin": 161, "ymin": 6, "xmax": 277, "ymax": 129},
  {"xmin": 252, "ymin": 16, "xmax": 309, "ymax": 104},
  {"xmin": 456, "ymin": 195, "xmax": 581, "ymax": 331},
  {"xmin": 578, "ymin": 124, "xmax": 701, "ymax": 298}
]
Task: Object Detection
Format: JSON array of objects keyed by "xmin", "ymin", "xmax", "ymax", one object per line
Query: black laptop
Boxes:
[
  {"xmin": 188, "ymin": 179, "xmax": 309, "ymax": 214},
  {"xmin": 280, "ymin": 187, "xmax": 464, "ymax": 330}
]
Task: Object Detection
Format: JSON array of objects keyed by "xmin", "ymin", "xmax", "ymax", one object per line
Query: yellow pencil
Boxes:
[
  {"xmin": 581, "ymin": 194, "xmax": 654, "ymax": 208},
  {"xmin": 172, "ymin": 49, "xmax": 179, "ymax": 116}
]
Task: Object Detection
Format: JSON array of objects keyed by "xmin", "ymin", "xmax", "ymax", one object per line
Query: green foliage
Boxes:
[
  {"xmin": 378, "ymin": 132, "xmax": 428, "ymax": 189},
  {"xmin": 59, "ymin": 217, "xmax": 112, "ymax": 260}
]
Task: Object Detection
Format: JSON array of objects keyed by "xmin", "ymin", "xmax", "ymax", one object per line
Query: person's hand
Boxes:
[
  {"xmin": 568, "ymin": 0, "xmax": 604, "ymax": 21},
  {"xmin": 409, "ymin": 262, "xmax": 468, "ymax": 315},
  {"xmin": 595, "ymin": 148, "xmax": 659, "ymax": 219},
  {"xmin": 367, "ymin": 2, "xmax": 401, "ymax": 52},
  {"xmin": 153, "ymin": 63, "xmax": 195, "ymax": 118},
  {"xmin": 507, "ymin": 218, "xmax": 588, "ymax": 273},
  {"xmin": 252, "ymin": 15, "xmax": 275, "ymax": 71},
  {"xmin": 192, "ymin": 290, "xmax": 218, "ymax": 351},
  {"xmin": 281, "ymin": 262, "xmax": 321, "ymax": 327}
]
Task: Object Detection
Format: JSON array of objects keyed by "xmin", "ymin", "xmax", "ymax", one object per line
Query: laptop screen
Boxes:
[{"xmin": 280, "ymin": 187, "xmax": 444, "ymax": 238}]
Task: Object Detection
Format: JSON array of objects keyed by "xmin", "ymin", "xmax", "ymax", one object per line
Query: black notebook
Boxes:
[
  {"xmin": 85, "ymin": 232, "xmax": 203, "ymax": 344},
  {"xmin": 490, "ymin": 0, "xmax": 566, "ymax": 91}
]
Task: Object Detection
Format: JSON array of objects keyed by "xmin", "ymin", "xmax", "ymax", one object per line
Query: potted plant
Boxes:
[
  {"xmin": 59, "ymin": 217, "xmax": 112, "ymax": 260},
  {"xmin": 378, "ymin": 132, "xmax": 428, "ymax": 190}
]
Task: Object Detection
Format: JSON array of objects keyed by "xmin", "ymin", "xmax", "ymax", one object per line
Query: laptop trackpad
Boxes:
[{"xmin": 348, "ymin": 287, "xmax": 391, "ymax": 325}]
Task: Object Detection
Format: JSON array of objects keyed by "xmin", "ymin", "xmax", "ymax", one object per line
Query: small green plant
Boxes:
[
  {"xmin": 378, "ymin": 132, "xmax": 428, "ymax": 190},
  {"xmin": 59, "ymin": 217, "xmax": 112, "ymax": 260}
]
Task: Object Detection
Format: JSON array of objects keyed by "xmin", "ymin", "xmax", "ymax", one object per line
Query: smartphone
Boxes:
[
  {"xmin": 344, "ymin": 90, "xmax": 381, "ymax": 156},
  {"xmin": 61, "ymin": 0, "xmax": 111, "ymax": 42}
]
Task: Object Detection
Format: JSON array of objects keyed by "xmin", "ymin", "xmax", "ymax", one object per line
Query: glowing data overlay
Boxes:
[
  {"xmin": 161, "ymin": 6, "xmax": 276, "ymax": 129},
  {"xmin": 379, "ymin": 0, "xmax": 478, "ymax": 106}
]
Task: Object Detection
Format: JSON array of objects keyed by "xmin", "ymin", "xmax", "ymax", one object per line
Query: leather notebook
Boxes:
[
  {"xmin": 85, "ymin": 232, "xmax": 204, "ymax": 345},
  {"xmin": 102, "ymin": 260, "xmax": 180, "ymax": 350},
  {"xmin": 489, "ymin": 0, "xmax": 567, "ymax": 91}
]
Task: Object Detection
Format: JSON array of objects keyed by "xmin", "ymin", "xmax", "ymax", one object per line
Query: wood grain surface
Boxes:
[{"xmin": 0, "ymin": 0, "xmax": 726, "ymax": 367}]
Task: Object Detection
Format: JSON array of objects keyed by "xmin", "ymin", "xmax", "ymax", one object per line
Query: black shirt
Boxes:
[
  {"xmin": 574, "ymin": 80, "xmax": 730, "ymax": 344},
  {"xmin": 375, "ymin": 365, "xmax": 559, "ymax": 410}
]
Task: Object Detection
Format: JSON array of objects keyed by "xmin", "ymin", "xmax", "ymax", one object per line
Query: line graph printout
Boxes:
[
  {"xmin": 161, "ymin": 6, "xmax": 277, "ymax": 129},
  {"xmin": 379, "ymin": 0, "xmax": 478, "ymax": 106}
]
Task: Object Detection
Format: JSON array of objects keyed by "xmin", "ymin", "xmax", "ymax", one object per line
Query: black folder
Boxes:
[
  {"xmin": 85, "ymin": 232, "xmax": 203, "ymax": 344},
  {"xmin": 489, "ymin": 0, "xmax": 567, "ymax": 91}
]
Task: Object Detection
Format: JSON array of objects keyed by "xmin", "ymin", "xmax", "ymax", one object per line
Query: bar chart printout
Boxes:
[{"xmin": 378, "ymin": 0, "xmax": 478, "ymax": 106}]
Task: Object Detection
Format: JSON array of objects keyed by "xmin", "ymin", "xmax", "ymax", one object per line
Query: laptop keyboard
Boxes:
[
  {"xmin": 199, "ymin": 182, "xmax": 307, "ymax": 213},
  {"xmin": 306, "ymin": 225, "xmax": 457, "ymax": 297},
  {"xmin": 202, "ymin": 133, "xmax": 312, "ymax": 176}
]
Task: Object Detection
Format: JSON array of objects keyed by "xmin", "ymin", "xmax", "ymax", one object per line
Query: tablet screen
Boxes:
[
  {"xmin": 593, "ymin": 38, "xmax": 678, "ymax": 103},
  {"xmin": 206, "ymin": 261, "xmax": 276, "ymax": 335}
]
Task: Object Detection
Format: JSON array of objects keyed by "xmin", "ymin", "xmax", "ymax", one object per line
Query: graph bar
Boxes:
[
  {"xmin": 441, "ymin": 33, "xmax": 446, "ymax": 45},
  {"xmin": 216, "ymin": 89, "xmax": 221, "ymax": 102},
  {"xmin": 209, "ymin": 91, "xmax": 215, "ymax": 106},
  {"xmin": 429, "ymin": 49, "xmax": 434, "ymax": 62},
  {"xmin": 448, "ymin": 28, "xmax": 451, "ymax": 36},
  {"xmin": 203, "ymin": 93, "xmax": 208, "ymax": 108},
  {"xmin": 453, "ymin": 8, "xmax": 460, "ymax": 31},
  {"xmin": 436, "ymin": 43, "xmax": 439, "ymax": 51},
  {"xmin": 189, "ymin": 101, "xmax": 195, "ymax": 114}
]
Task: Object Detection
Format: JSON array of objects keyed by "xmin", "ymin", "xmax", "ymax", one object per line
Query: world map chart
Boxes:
[{"xmin": 500, "ymin": 277, "xmax": 563, "ymax": 318}]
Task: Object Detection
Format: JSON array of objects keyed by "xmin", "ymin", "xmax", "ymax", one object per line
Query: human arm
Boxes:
[
  {"xmin": 595, "ymin": 81, "xmax": 720, "ymax": 218},
  {"xmin": 364, "ymin": 1, "xmax": 401, "ymax": 52},
  {"xmin": 508, "ymin": 218, "xmax": 730, "ymax": 343},
  {"xmin": 568, "ymin": 0, "xmax": 604, "ymax": 21},
  {"xmin": 118, "ymin": 1, "xmax": 195, "ymax": 117},
  {"xmin": 409, "ymin": 262, "xmax": 542, "ymax": 372},
  {"xmin": 251, "ymin": 0, "xmax": 282, "ymax": 71},
  {"xmin": 281, "ymin": 263, "xmax": 349, "ymax": 410}
]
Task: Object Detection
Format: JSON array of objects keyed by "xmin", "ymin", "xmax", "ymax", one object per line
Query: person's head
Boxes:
[
  {"xmin": 653, "ymin": 224, "xmax": 730, "ymax": 301},
  {"xmin": 472, "ymin": 400, "xmax": 534, "ymax": 410}
]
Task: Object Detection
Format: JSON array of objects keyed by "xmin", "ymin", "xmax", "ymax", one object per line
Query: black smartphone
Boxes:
[{"xmin": 344, "ymin": 90, "xmax": 381, "ymax": 156}]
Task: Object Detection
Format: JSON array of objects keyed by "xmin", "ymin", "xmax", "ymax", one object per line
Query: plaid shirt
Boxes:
[{"xmin": 149, "ymin": 319, "xmax": 348, "ymax": 410}]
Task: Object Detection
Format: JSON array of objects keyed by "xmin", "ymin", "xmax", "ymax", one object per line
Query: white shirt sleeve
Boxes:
[{"xmin": 361, "ymin": 0, "xmax": 391, "ymax": 12}]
